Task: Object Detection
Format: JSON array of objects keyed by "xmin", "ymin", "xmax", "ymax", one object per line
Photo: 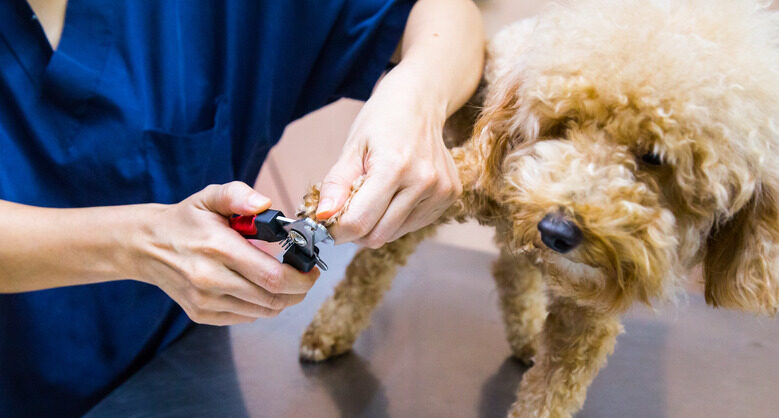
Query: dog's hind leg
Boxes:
[
  {"xmin": 493, "ymin": 248, "xmax": 546, "ymax": 365},
  {"xmin": 300, "ymin": 225, "xmax": 438, "ymax": 362}
]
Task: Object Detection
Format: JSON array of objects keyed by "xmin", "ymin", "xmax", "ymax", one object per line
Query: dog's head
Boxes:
[{"xmin": 472, "ymin": 0, "xmax": 779, "ymax": 314}]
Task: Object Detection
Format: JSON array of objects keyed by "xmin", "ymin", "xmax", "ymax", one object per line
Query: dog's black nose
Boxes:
[{"xmin": 538, "ymin": 214, "xmax": 583, "ymax": 253}]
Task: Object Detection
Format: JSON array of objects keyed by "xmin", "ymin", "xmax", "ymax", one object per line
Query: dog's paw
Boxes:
[
  {"xmin": 296, "ymin": 184, "xmax": 321, "ymax": 221},
  {"xmin": 299, "ymin": 329, "xmax": 352, "ymax": 362},
  {"xmin": 510, "ymin": 351, "xmax": 535, "ymax": 367},
  {"xmin": 296, "ymin": 176, "xmax": 365, "ymax": 226},
  {"xmin": 509, "ymin": 342, "xmax": 537, "ymax": 367}
]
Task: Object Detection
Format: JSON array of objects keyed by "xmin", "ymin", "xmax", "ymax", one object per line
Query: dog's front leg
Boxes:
[
  {"xmin": 493, "ymin": 248, "xmax": 546, "ymax": 364},
  {"xmin": 300, "ymin": 225, "xmax": 438, "ymax": 361},
  {"xmin": 509, "ymin": 297, "xmax": 622, "ymax": 418}
]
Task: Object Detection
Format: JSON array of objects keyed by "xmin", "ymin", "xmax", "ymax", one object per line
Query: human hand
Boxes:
[
  {"xmin": 315, "ymin": 67, "xmax": 462, "ymax": 249},
  {"xmin": 130, "ymin": 182, "xmax": 319, "ymax": 325}
]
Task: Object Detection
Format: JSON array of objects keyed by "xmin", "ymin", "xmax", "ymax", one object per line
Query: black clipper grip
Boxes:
[
  {"xmin": 282, "ymin": 245, "xmax": 319, "ymax": 273},
  {"xmin": 252, "ymin": 210, "xmax": 288, "ymax": 242}
]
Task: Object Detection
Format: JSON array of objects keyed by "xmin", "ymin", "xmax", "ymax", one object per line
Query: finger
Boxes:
[
  {"xmin": 184, "ymin": 304, "xmax": 258, "ymax": 326},
  {"xmin": 387, "ymin": 166, "xmax": 461, "ymax": 242},
  {"xmin": 220, "ymin": 235, "xmax": 320, "ymax": 294},
  {"xmin": 207, "ymin": 294, "xmax": 289, "ymax": 318},
  {"xmin": 197, "ymin": 311, "xmax": 259, "ymax": 326},
  {"xmin": 356, "ymin": 188, "xmax": 420, "ymax": 249},
  {"xmin": 328, "ymin": 167, "xmax": 399, "ymax": 243},
  {"xmin": 389, "ymin": 198, "xmax": 450, "ymax": 242},
  {"xmin": 217, "ymin": 275, "xmax": 307, "ymax": 310},
  {"xmin": 196, "ymin": 181, "xmax": 272, "ymax": 217},
  {"xmin": 316, "ymin": 153, "xmax": 364, "ymax": 220}
]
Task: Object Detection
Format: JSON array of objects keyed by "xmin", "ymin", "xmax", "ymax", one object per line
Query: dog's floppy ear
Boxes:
[
  {"xmin": 469, "ymin": 18, "xmax": 544, "ymax": 194},
  {"xmin": 704, "ymin": 181, "xmax": 779, "ymax": 315},
  {"xmin": 471, "ymin": 86, "xmax": 523, "ymax": 193}
]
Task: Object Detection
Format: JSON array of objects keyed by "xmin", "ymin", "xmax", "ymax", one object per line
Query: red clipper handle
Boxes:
[
  {"xmin": 229, "ymin": 215, "xmax": 258, "ymax": 236},
  {"xmin": 229, "ymin": 210, "xmax": 288, "ymax": 242}
]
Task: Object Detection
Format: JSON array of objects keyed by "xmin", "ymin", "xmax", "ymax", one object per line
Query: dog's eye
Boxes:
[{"xmin": 640, "ymin": 152, "xmax": 663, "ymax": 166}]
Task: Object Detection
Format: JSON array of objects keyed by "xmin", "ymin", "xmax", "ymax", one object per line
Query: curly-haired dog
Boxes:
[{"xmin": 298, "ymin": 0, "xmax": 779, "ymax": 416}]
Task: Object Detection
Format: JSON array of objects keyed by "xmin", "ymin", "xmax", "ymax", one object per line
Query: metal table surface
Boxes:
[{"xmin": 86, "ymin": 241, "xmax": 779, "ymax": 418}]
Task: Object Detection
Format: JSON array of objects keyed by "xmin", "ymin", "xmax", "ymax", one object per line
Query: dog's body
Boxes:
[{"xmin": 299, "ymin": 1, "xmax": 779, "ymax": 416}]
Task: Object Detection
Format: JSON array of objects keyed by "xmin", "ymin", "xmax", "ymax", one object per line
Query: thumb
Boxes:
[
  {"xmin": 198, "ymin": 181, "xmax": 272, "ymax": 217},
  {"xmin": 317, "ymin": 155, "xmax": 363, "ymax": 220}
]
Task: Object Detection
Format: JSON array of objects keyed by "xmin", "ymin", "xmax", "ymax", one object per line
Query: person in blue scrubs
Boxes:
[{"xmin": 0, "ymin": 0, "xmax": 484, "ymax": 416}]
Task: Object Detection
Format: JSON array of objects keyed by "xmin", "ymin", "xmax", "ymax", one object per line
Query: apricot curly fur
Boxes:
[{"xmin": 300, "ymin": 1, "xmax": 779, "ymax": 416}]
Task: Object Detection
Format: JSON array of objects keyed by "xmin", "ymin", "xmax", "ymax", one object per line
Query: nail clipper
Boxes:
[{"xmin": 229, "ymin": 210, "xmax": 333, "ymax": 273}]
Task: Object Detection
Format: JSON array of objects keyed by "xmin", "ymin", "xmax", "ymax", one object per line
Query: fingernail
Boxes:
[
  {"xmin": 248, "ymin": 194, "xmax": 270, "ymax": 210},
  {"xmin": 316, "ymin": 198, "xmax": 334, "ymax": 218}
]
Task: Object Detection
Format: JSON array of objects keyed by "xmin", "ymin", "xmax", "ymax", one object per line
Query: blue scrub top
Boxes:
[{"xmin": 0, "ymin": 1, "xmax": 413, "ymax": 416}]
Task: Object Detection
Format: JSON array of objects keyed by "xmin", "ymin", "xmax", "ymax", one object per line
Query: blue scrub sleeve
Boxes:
[{"xmin": 292, "ymin": 0, "xmax": 415, "ymax": 119}]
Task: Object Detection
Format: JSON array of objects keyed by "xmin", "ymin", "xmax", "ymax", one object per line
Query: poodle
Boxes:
[{"xmin": 297, "ymin": 0, "xmax": 779, "ymax": 416}]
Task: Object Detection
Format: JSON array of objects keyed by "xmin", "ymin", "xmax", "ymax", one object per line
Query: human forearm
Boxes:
[
  {"xmin": 314, "ymin": 0, "xmax": 484, "ymax": 246},
  {"xmin": 392, "ymin": 0, "xmax": 484, "ymax": 116},
  {"xmin": 0, "ymin": 183, "xmax": 319, "ymax": 325},
  {"xmin": 0, "ymin": 200, "xmax": 149, "ymax": 292}
]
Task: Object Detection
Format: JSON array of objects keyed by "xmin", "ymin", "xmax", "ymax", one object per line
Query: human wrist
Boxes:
[
  {"xmin": 108, "ymin": 203, "xmax": 168, "ymax": 284},
  {"xmin": 376, "ymin": 63, "xmax": 450, "ymax": 124}
]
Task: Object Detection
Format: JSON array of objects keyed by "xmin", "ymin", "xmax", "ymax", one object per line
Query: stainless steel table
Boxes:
[{"xmin": 86, "ymin": 242, "xmax": 779, "ymax": 418}]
